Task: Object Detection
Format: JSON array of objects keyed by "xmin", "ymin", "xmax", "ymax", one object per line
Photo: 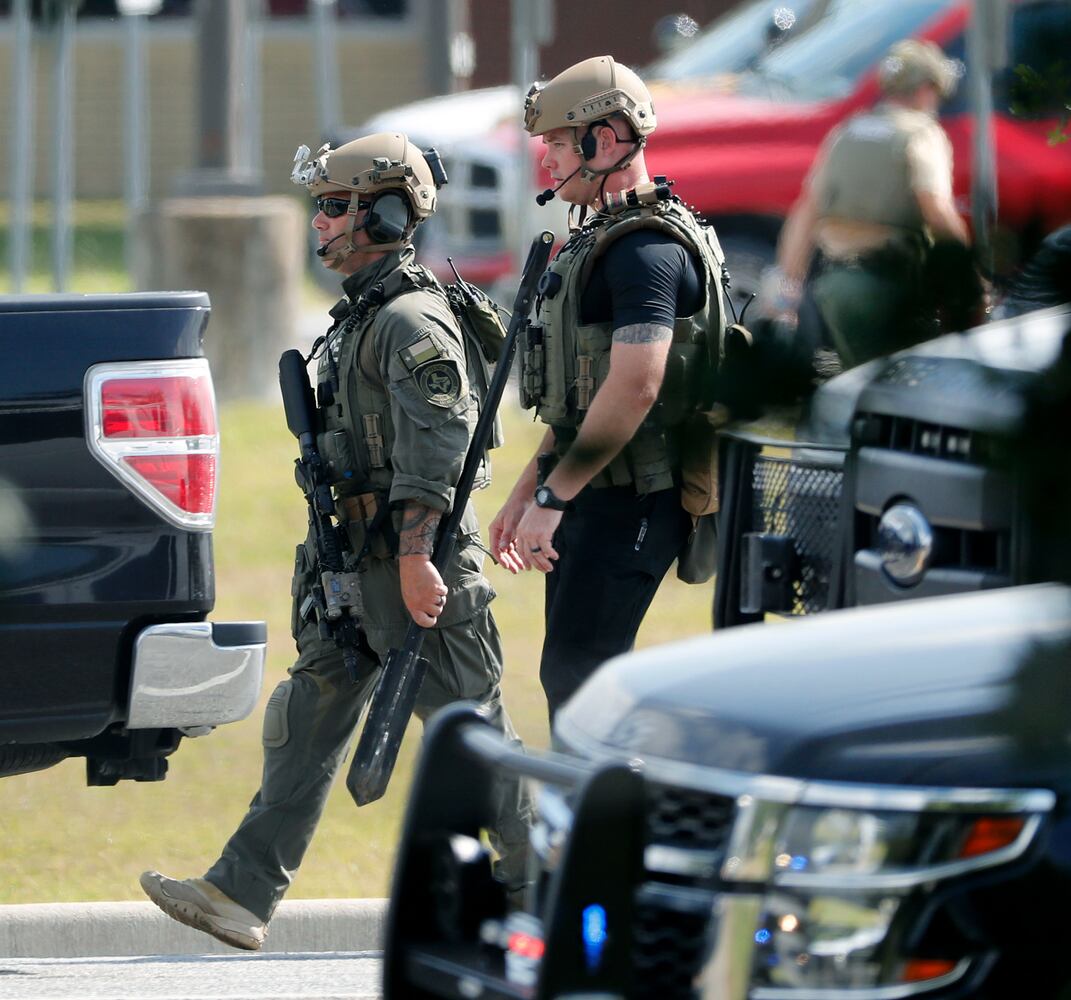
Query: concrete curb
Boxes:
[{"xmin": 0, "ymin": 898, "xmax": 388, "ymax": 958}]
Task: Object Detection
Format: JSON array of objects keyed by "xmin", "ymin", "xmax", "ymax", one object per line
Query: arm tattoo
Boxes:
[
  {"xmin": 398, "ymin": 503, "xmax": 441, "ymax": 556},
  {"xmin": 612, "ymin": 322, "xmax": 673, "ymax": 345}
]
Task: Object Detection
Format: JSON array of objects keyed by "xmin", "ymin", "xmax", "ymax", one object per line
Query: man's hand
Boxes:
[
  {"xmin": 399, "ymin": 554, "xmax": 448, "ymax": 626},
  {"xmin": 489, "ymin": 492, "xmax": 532, "ymax": 574},
  {"xmin": 398, "ymin": 502, "xmax": 447, "ymax": 625},
  {"xmin": 514, "ymin": 503, "xmax": 563, "ymax": 574}
]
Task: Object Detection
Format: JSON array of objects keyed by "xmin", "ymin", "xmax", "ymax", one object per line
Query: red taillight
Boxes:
[
  {"xmin": 123, "ymin": 454, "xmax": 217, "ymax": 514},
  {"xmin": 86, "ymin": 360, "xmax": 219, "ymax": 530},
  {"xmin": 102, "ymin": 375, "xmax": 217, "ymax": 438}
]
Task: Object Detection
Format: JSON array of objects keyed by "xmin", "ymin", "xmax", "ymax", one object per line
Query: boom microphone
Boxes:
[
  {"xmin": 315, "ymin": 233, "xmax": 346, "ymax": 257},
  {"xmin": 535, "ymin": 165, "xmax": 582, "ymax": 206}
]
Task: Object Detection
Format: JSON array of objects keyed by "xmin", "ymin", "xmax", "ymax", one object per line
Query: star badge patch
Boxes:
[{"xmin": 415, "ymin": 359, "xmax": 463, "ymax": 407}]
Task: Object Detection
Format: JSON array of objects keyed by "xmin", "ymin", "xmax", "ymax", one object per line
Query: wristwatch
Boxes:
[{"xmin": 534, "ymin": 485, "xmax": 575, "ymax": 512}]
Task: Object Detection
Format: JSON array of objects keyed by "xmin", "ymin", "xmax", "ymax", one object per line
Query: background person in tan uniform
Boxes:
[
  {"xmin": 140, "ymin": 132, "xmax": 531, "ymax": 951},
  {"xmin": 774, "ymin": 39, "xmax": 971, "ymax": 368}
]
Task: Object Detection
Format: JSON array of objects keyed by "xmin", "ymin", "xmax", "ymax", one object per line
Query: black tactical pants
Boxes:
[{"xmin": 539, "ymin": 484, "xmax": 692, "ymax": 722}]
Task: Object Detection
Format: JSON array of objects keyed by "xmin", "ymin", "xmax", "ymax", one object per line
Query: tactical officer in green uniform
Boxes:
[
  {"xmin": 489, "ymin": 56, "xmax": 728, "ymax": 721},
  {"xmin": 141, "ymin": 132, "xmax": 531, "ymax": 951},
  {"xmin": 773, "ymin": 39, "xmax": 972, "ymax": 368}
]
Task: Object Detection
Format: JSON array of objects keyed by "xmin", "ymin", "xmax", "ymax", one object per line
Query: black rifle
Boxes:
[
  {"xmin": 347, "ymin": 230, "xmax": 555, "ymax": 806},
  {"xmin": 279, "ymin": 348, "xmax": 375, "ymax": 683}
]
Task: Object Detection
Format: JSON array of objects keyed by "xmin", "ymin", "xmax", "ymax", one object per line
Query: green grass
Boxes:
[{"xmin": 0, "ymin": 401, "xmax": 717, "ymax": 905}]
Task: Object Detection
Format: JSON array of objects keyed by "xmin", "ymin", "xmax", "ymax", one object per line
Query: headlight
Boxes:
[
  {"xmin": 877, "ymin": 502, "xmax": 934, "ymax": 587},
  {"xmin": 703, "ymin": 787, "xmax": 1052, "ymax": 996}
]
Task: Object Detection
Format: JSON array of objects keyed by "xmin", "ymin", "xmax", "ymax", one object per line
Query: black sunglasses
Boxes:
[{"xmin": 315, "ymin": 196, "xmax": 370, "ymax": 219}]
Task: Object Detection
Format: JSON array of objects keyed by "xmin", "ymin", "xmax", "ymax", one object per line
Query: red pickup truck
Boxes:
[{"xmin": 417, "ymin": 0, "xmax": 1071, "ymax": 303}]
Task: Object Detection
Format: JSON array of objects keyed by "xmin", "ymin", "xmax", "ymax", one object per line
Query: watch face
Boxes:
[{"xmin": 535, "ymin": 487, "xmax": 549, "ymax": 506}]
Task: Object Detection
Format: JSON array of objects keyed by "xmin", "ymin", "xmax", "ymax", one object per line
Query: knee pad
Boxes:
[{"xmin": 262, "ymin": 679, "xmax": 294, "ymax": 749}]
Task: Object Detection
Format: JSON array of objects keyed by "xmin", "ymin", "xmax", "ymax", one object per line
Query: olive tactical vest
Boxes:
[
  {"xmin": 520, "ymin": 197, "xmax": 727, "ymax": 493},
  {"xmin": 314, "ymin": 258, "xmax": 499, "ymax": 501},
  {"xmin": 815, "ymin": 105, "xmax": 938, "ymax": 234}
]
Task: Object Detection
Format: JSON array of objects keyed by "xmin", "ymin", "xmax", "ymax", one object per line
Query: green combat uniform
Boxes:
[
  {"xmin": 203, "ymin": 246, "xmax": 531, "ymax": 922},
  {"xmin": 809, "ymin": 103, "xmax": 954, "ymax": 367}
]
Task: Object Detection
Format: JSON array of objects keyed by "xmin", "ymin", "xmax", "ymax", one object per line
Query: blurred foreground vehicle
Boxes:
[
  {"xmin": 0, "ymin": 293, "xmax": 265, "ymax": 784},
  {"xmin": 386, "ymin": 578, "xmax": 1071, "ymax": 999},
  {"xmin": 382, "ymin": 299, "xmax": 1071, "ymax": 1000}
]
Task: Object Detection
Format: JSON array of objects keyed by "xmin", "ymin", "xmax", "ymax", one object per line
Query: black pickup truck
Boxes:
[{"xmin": 0, "ymin": 292, "xmax": 265, "ymax": 785}]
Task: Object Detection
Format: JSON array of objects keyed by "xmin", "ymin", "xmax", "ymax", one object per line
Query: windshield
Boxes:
[
  {"xmin": 647, "ymin": 0, "xmax": 821, "ymax": 82},
  {"xmin": 736, "ymin": 0, "xmax": 953, "ymax": 102}
]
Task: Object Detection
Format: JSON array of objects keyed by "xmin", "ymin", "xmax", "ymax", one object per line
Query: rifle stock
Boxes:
[{"xmin": 347, "ymin": 230, "xmax": 555, "ymax": 807}]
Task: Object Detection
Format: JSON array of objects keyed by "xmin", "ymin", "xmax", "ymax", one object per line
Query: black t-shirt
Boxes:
[{"xmin": 580, "ymin": 228, "xmax": 704, "ymax": 331}]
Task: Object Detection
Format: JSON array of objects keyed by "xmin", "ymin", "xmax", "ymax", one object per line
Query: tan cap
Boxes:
[
  {"xmin": 523, "ymin": 55, "xmax": 657, "ymax": 138},
  {"xmin": 878, "ymin": 39, "xmax": 958, "ymax": 99}
]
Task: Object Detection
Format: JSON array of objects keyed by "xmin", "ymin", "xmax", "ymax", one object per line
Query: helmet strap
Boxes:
[
  {"xmin": 574, "ymin": 128, "xmax": 646, "ymax": 182},
  {"xmin": 323, "ymin": 206, "xmax": 363, "ymax": 269}
]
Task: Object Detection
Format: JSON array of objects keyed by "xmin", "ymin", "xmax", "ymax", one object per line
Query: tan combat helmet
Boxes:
[
  {"xmin": 878, "ymin": 39, "xmax": 958, "ymax": 99},
  {"xmin": 523, "ymin": 55, "xmax": 657, "ymax": 181},
  {"xmin": 291, "ymin": 131, "xmax": 445, "ymax": 266}
]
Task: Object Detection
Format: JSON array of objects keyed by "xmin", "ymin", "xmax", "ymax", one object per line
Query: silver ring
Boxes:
[
  {"xmin": 437, "ymin": 595, "xmax": 446, "ymax": 605},
  {"xmin": 530, "ymin": 546, "xmax": 542, "ymax": 553}
]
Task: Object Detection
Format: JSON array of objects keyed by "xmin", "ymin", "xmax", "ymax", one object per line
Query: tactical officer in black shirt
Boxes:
[{"xmin": 490, "ymin": 56, "xmax": 728, "ymax": 721}]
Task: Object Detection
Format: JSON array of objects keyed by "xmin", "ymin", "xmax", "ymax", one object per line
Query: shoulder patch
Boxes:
[{"xmin": 414, "ymin": 358, "xmax": 464, "ymax": 407}]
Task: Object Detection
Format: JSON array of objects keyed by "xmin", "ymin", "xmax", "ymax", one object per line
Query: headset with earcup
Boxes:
[
  {"xmin": 579, "ymin": 126, "xmax": 597, "ymax": 161},
  {"xmin": 363, "ymin": 191, "xmax": 413, "ymax": 244}
]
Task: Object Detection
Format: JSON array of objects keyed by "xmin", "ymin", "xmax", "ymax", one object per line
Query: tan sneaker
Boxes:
[{"xmin": 139, "ymin": 870, "xmax": 267, "ymax": 951}]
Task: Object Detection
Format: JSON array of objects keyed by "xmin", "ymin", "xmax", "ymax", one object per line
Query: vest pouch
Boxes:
[
  {"xmin": 679, "ymin": 412, "xmax": 720, "ymax": 517},
  {"xmin": 460, "ymin": 295, "xmax": 508, "ymax": 363},
  {"xmin": 460, "ymin": 324, "xmax": 504, "ymax": 452},
  {"xmin": 316, "ymin": 427, "xmax": 363, "ymax": 486},
  {"xmin": 677, "ymin": 512, "xmax": 718, "ymax": 584},
  {"xmin": 628, "ymin": 422, "xmax": 676, "ymax": 494},
  {"xmin": 520, "ymin": 325, "xmax": 545, "ymax": 410},
  {"xmin": 658, "ymin": 341, "xmax": 703, "ymax": 426},
  {"xmin": 533, "ymin": 257, "xmax": 575, "ymax": 422},
  {"xmin": 290, "ymin": 540, "xmax": 317, "ymax": 639},
  {"xmin": 574, "ymin": 323, "xmax": 613, "ymax": 415}
]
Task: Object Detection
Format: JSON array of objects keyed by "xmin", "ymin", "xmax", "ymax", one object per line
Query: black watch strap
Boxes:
[{"xmin": 534, "ymin": 485, "xmax": 575, "ymax": 512}]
